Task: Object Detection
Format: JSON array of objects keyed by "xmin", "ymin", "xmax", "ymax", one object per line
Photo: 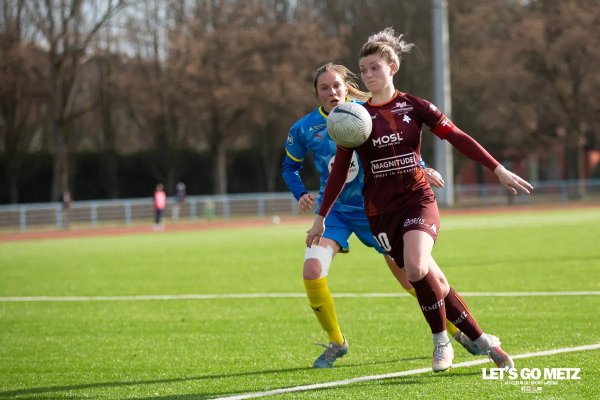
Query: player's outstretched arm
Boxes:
[
  {"xmin": 436, "ymin": 125, "xmax": 533, "ymax": 196},
  {"xmin": 494, "ymin": 165, "xmax": 533, "ymax": 195}
]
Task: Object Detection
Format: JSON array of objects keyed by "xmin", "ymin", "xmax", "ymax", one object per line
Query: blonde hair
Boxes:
[
  {"xmin": 313, "ymin": 62, "xmax": 371, "ymax": 102},
  {"xmin": 358, "ymin": 27, "xmax": 414, "ymax": 67}
]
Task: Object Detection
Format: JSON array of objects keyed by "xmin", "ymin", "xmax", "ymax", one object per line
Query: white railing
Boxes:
[
  {"xmin": 0, "ymin": 193, "xmax": 301, "ymax": 231},
  {"xmin": 0, "ymin": 180, "xmax": 599, "ymax": 231}
]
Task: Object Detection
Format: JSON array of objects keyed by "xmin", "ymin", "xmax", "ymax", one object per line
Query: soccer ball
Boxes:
[{"xmin": 326, "ymin": 102, "xmax": 372, "ymax": 148}]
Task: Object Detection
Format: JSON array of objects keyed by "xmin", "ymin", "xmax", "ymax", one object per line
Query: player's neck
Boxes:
[{"xmin": 370, "ymin": 87, "xmax": 397, "ymax": 105}]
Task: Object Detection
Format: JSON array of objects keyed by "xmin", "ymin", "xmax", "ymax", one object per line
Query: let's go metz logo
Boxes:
[
  {"xmin": 482, "ymin": 368, "xmax": 581, "ymax": 393},
  {"xmin": 482, "ymin": 368, "xmax": 581, "ymax": 381}
]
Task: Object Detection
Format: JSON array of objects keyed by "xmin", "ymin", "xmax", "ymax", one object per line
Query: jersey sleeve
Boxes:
[
  {"xmin": 444, "ymin": 127, "xmax": 500, "ymax": 171},
  {"xmin": 317, "ymin": 146, "xmax": 352, "ymax": 217},
  {"xmin": 411, "ymin": 95, "xmax": 455, "ymax": 139},
  {"xmin": 281, "ymin": 156, "xmax": 307, "ymax": 200},
  {"xmin": 413, "ymin": 95, "xmax": 499, "ymax": 171},
  {"xmin": 282, "ymin": 124, "xmax": 309, "ymax": 200}
]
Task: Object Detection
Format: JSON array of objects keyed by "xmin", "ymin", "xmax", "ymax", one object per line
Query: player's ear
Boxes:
[{"xmin": 390, "ymin": 63, "xmax": 399, "ymax": 75}]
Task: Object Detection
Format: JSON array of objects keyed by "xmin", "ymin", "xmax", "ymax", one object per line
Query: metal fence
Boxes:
[
  {"xmin": 0, "ymin": 192, "xmax": 302, "ymax": 231},
  {"xmin": 1, "ymin": 179, "xmax": 599, "ymax": 231}
]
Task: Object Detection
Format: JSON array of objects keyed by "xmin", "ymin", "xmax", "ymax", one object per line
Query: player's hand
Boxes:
[
  {"xmin": 494, "ymin": 165, "xmax": 534, "ymax": 195},
  {"xmin": 306, "ymin": 215, "xmax": 325, "ymax": 247},
  {"xmin": 298, "ymin": 193, "xmax": 315, "ymax": 212},
  {"xmin": 424, "ymin": 168, "xmax": 444, "ymax": 188}
]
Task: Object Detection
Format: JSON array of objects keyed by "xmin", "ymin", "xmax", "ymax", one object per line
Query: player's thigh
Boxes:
[
  {"xmin": 369, "ymin": 202, "xmax": 440, "ymax": 269},
  {"xmin": 403, "ymin": 230, "xmax": 435, "ymax": 271},
  {"xmin": 318, "ymin": 237, "xmax": 342, "ymax": 254},
  {"xmin": 401, "ymin": 201, "xmax": 440, "ymax": 278},
  {"xmin": 368, "ymin": 212, "xmax": 405, "ymax": 267}
]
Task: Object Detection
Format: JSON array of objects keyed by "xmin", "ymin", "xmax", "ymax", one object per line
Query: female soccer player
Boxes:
[
  {"xmin": 306, "ymin": 29, "xmax": 533, "ymax": 372},
  {"xmin": 283, "ymin": 62, "xmax": 479, "ymax": 369}
]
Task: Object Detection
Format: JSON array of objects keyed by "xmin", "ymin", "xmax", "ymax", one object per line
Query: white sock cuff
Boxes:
[
  {"xmin": 474, "ymin": 334, "xmax": 490, "ymax": 350},
  {"xmin": 433, "ymin": 331, "xmax": 450, "ymax": 345}
]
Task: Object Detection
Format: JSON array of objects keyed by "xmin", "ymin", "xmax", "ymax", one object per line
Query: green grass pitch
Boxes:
[{"xmin": 0, "ymin": 206, "xmax": 599, "ymax": 399}]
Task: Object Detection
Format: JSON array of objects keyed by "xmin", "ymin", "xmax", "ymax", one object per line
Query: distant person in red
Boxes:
[
  {"xmin": 306, "ymin": 27, "xmax": 533, "ymax": 373},
  {"xmin": 153, "ymin": 183, "xmax": 166, "ymax": 231}
]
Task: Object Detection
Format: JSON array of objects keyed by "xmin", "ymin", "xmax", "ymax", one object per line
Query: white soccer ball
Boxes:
[{"xmin": 326, "ymin": 102, "xmax": 372, "ymax": 148}]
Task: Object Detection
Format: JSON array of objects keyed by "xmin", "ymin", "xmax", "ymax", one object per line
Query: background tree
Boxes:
[
  {"xmin": 449, "ymin": 1, "xmax": 531, "ymax": 183},
  {"xmin": 0, "ymin": 0, "xmax": 49, "ymax": 203},
  {"xmin": 450, "ymin": 0, "xmax": 599, "ymax": 191},
  {"xmin": 24, "ymin": 0, "xmax": 125, "ymax": 201},
  {"xmin": 88, "ymin": 26, "xmax": 123, "ymax": 199},
  {"xmin": 117, "ymin": 0, "xmax": 192, "ymax": 194},
  {"xmin": 516, "ymin": 0, "xmax": 599, "ymax": 195},
  {"xmin": 168, "ymin": 0, "xmax": 344, "ymax": 194},
  {"xmin": 243, "ymin": 1, "xmax": 349, "ymax": 192}
]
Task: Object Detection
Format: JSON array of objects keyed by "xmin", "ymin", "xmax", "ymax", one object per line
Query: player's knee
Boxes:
[
  {"xmin": 404, "ymin": 261, "xmax": 429, "ymax": 282},
  {"xmin": 303, "ymin": 258, "xmax": 322, "ymax": 280},
  {"xmin": 406, "ymin": 268, "xmax": 427, "ymax": 282},
  {"xmin": 403, "ymin": 255, "xmax": 430, "ymax": 281},
  {"xmin": 303, "ymin": 245, "xmax": 334, "ymax": 279}
]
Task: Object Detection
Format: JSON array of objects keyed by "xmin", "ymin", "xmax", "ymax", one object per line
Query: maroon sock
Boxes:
[
  {"xmin": 410, "ymin": 272, "xmax": 446, "ymax": 334},
  {"xmin": 444, "ymin": 287, "xmax": 483, "ymax": 340}
]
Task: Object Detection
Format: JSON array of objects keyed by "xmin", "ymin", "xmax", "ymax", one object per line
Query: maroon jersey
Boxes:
[
  {"xmin": 317, "ymin": 91, "xmax": 499, "ymax": 219},
  {"xmin": 357, "ymin": 91, "xmax": 451, "ymax": 216}
]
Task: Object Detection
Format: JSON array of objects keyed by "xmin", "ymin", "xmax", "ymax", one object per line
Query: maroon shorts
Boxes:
[{"xmin": 368, "ymin": 201, "xmax": 440, "ymax": 267}]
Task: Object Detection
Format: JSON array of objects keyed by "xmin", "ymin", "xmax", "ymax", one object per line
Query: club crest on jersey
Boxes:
[
  {"xmin": 392, "ymin": 101, "xmax": 413, "ymax": 114},
  {"xmin": 287, "ymin": 134, "xmax": 293, "ymax": 145}
]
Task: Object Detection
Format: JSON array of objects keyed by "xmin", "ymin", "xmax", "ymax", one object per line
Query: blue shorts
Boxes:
[{"xmin": 323, "ymin": 208, "xmax": 384, "ymax": 254}]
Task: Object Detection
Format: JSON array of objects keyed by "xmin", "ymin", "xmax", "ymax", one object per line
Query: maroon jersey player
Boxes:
[{"xmin": 306, "ymin": 28, "xmax": 533, "ymax": 373}]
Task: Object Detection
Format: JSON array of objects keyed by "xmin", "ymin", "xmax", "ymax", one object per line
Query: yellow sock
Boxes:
[
  {"xmin": 445, "ymin": 321, "xmax": 459, "ymax": 337},
  {"xmin": 304, "ymin": 277, "xmax": 344, "ymax": 345},
  {"xmin": 404, "ymin": 287, "xmax": 458, "ymax": 337}
]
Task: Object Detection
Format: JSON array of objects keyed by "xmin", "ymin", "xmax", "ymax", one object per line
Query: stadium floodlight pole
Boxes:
[{"xmin": 431, "ymin": 0, "xmax": 455, "ymax": 207}]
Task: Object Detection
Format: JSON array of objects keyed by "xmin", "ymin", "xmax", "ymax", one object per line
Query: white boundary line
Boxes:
[
  {"xmin": 0, "ymin": 291, "xmax": 599, "ymax": 302},
  {"xmin": 211, "ymin": 343, "xmax": 600, "ymax": 400}
]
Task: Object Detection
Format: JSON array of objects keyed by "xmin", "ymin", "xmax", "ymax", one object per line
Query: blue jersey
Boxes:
[{"xmin": 282, "ymin": 105, "xmax": 365, "ymax": 212}]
